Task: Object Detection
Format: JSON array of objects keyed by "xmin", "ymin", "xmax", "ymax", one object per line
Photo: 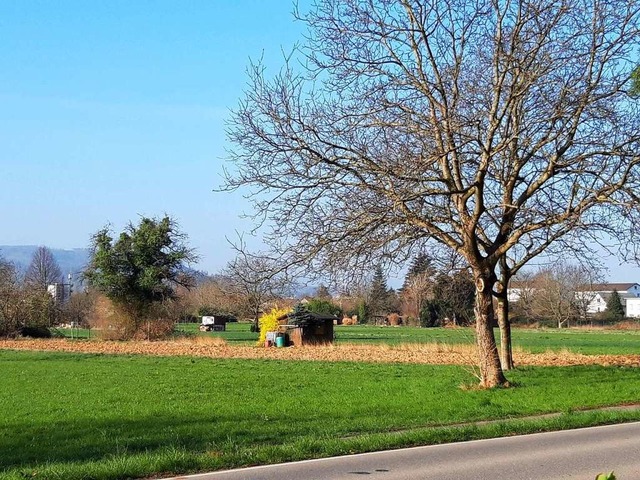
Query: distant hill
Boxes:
[{"xmin": 0, "ymin": 245, "xmax": 90, "ymax": 281}]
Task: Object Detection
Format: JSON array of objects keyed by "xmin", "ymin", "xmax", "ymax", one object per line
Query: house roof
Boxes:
[
  {"xmin": 580, "ymin": 283, "xmax": 639, "ymax": 292},
  {"xmin": 598, "ymin": 292, "xmax": 635, "ymax": 303}
]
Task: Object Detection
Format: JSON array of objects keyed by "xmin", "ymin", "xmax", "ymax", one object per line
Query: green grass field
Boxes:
[
  {"xmin": 54, "ymin": 322, "xmax": 640, "ymax": 355},
  {"xmin": 169, "ymin": 322, "xmax": 640, "ymax": 355},
  {"xmin": 2, "ymin": 349, "xmax": 640, "ymax": 480},
  {"xmin": 174, "ymin": 321, "xmax": 258, "ymax": 344},
  {"xmin": 334, "ymin": 325, "xmax": 640, "ymax": 355}
]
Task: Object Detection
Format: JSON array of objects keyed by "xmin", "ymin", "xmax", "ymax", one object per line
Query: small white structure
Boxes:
[
  {"xmin": 47, "ymin": 283, "xmax": 70, "ymax": 304},
  {"xmin": 199, "ymin": 316, "xmax": 228, "ymax": 332},
  {"xmin": 625, "ymin": 297, "xmax": 640, "ymax": 318}
]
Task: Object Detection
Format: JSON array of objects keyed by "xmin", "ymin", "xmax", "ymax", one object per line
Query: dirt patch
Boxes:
[{"xmin": 1, "ymin": 338, "xmax": 639, "ymax": 367}]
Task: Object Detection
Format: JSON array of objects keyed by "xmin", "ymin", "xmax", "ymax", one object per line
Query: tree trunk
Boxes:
[
  {"xmin": 496, "ymin": 292, "xmax": 514, "ymax": 370},
  {"xmin": 496, "ymin": 258, "xmax": 514, "ymax": 371},
  {"xmin": 474, "ymin": 274, "xmax": 509, "ymax": 388}
]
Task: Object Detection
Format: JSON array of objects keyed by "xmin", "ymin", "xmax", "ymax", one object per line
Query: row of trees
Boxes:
[
  {"xmin": 0, "ymin": 220, "xmax": 198, "ymax": 340},
  {"xmin": 0, "ymin": 231, "xmax": 625, "ymax": 342},
  {"xmin": 0, "ymin": 222, "xmax": 477, "ymax": 339},
  {"xmin": 0, "ymin": 247, "xmax": 68, "ymax": 337},
  {"xmin": 512, "ymin": 263, "xmax": 625, "ymax": 328}
]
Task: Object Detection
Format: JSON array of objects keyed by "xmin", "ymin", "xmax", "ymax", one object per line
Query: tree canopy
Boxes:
[
  {"xmin": 606, "ymin": 290, "xmax": 625, "ymax": 321},
  {"xmin": 222, "ymin": 250, "xmax": 290, "ymax": 329},
  {"xmin": 25, "ymin": 246, "xmax": 62, "ymax": 290},
  {"xmin": 84, "ymin": 216, "xmax": 196, "ymax": 314},
  {"xmin": 226, "ymin": 0, "xmax": 640, "ymax": 387}
]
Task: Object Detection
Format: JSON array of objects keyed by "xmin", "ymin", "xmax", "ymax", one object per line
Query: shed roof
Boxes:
[{"xmin": 277, "ymin": 311, "xmax": 338, "ymax": 322}]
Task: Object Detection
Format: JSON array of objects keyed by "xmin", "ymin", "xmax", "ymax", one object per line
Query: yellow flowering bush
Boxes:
[{"xmin": 257, "ymin": 307, "xmax": 291, "ymax": 346}]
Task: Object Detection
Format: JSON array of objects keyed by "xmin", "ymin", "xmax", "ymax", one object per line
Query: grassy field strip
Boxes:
[
  {"xmin": 2, "ymin": 350, "xmax": 640, "ymax": 479},
  {"xmin": 58, "ymin": 323, "xmax": 640, "ymax": 355},
  {"xmin": 176, "ymin": 323, "xmax": 640, "ymax": 355}
]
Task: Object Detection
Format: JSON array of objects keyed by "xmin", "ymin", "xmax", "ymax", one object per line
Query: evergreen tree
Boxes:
[
  {"xmin": 369, "ymin": 265, "xmax": 391, "ymax": 317},
  {"xmin": 370, "ymin": 265, "xmax": 388, "ymax": 299},
  {"xmin": 307, "ymin": 298, "xmax": 342, "ymax": 317},
  {"xmin": 315, "ymin": 284, "xmax": 331, "ymax": 299},
  {"xmin": 85, "ymin": 216, "xmax": 196, "ymax": 321},
  {"xmin": 402, "ymin": 252, "xmax": 434, "ymax": 291},
  {"xmin": 357, "ymin": 301, "xmax": 369, "ymax": 324},
  {"xmin": 432, "ymin": 270, "xmax": 475, "ymax": 325},
  {"xmin": 606, "ymin": 290, "xmax": 625, "ymax": 321}
]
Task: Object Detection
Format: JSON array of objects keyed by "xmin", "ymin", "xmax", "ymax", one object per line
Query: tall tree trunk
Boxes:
[
  {"xmin": 495, "ymin": 291, "xmax": 514, "ymax": 370},
  {"xmin": 474, "ymin": 274, "xmax": 509, "ymax": 388},
  {"xmin": 496, "ymin": 258, "xmax": 514, "ymax": 370}
]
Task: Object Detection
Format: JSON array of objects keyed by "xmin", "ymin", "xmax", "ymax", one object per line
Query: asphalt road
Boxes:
[{"xmin": 163, "ymin": 422, "xmax": 640, "ymax": 480}]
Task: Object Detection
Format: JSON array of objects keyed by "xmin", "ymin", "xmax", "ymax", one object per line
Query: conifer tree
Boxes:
[{"xmin": 606, "ymin": 290, "xmax": 625, "ymax": 321}]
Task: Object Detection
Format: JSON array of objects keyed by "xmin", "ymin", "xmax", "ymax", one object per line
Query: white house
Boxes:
[
  {"xmin": 625, "ymin": 297, "xmax": 640, "ymax": 318},
  {"xmin": 574, "ymin": 283, "xmax": 640, "ymax": 317},
  {"xmin": 507, "ymin": 281, "xmax": 640, "ymax": 318}
]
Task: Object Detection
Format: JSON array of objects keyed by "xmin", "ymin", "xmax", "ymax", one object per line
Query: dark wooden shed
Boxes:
[{"xmin": 277, "ymin": 309, "xmax": 336, "ymax": 346}]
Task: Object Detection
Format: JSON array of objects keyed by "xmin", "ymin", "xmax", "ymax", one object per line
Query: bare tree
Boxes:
[
  {"xmin": 0, "ymin": 257, "xmax": 21, "ymax": 336},
  {"xmin": 180, "ymin": 276, "xmax": 245, "ymax": 318},
  {"xmin": 226, "ymin": 1, "xmax": 640, "ymax": 387},
  {"xmin": 223, "ymin": 250, "xmax": 290, "ymax": 330},
  {"xmin": 0, "ymin": 255, "xmax": 58, "ymax": 337},
  {"xmin": 525, "ymin": 263, "xmax": 597, "ymax": 328},
  {"xmin": 401, "ymin": 271, "xmax": 433, "ymax": 320},
  {"xmin": 24, "ymin": 246, "xmax": 62, "ymax": 290}
]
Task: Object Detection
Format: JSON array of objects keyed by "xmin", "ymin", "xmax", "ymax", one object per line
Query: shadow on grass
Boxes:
[{"xmin": 0, "ymin": 412, "xmax": 315, "ymax": 470}]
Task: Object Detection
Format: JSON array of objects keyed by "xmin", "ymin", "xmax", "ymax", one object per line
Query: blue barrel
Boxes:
[{"xmin": 275, "ymin": 335, "xmax": 285, "ymax": 348}]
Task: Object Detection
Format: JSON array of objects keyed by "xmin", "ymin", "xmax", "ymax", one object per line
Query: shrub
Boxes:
[
  {"xmin": 387, "ymin": 313, "xmax": 402, "ymax": 326},
  {"xmin": 357, "ymin": 302, "xmax": 370, "ymax": 324},
  {"xmin": 20, "ymin": 326, "xmax": 52, "ymax": 338},
  {"xmin": 90, "ymin": 295, "xmax": 138, "ymax": 340},
  {"xmin": 404, "ymin": 316, "xmax": 418, "ymax": 327},
  {"xmin": 89, "ymin": 295, "xmax": 179, "ymax": 341},
  {"xmin": 342, "ymin": 316, "xmax": 358, "ymax": 325},
  {"xmin": 595, "ymin": 473, "xmax": 616, "ymax": 480},
  {"xmin": 306, "ymin": 298, "xmax": 342, "ymax": 317},
  {"xmin": 132, "ymin": 318, "xmax": 175, "ymax": 341},
  {"xmin": 420, "ymin": 300, "xmax": 440, "ymax": 327}
]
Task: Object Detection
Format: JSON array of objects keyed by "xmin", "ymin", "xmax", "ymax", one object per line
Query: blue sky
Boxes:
[
  {"xmin": 1, "ymin": 0, "xmax": 639, "ymax": 282},
  {"xmin": 0, "ymin": 1, "xmax": 308, "ymax": 273}
]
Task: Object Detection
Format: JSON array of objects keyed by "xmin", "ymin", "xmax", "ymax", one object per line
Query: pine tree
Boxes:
[
  {"xmin": 606, "ymin": 290, "xmax": 625, "ymax": 321},
  {"xmin": 370, "ymin": 265, "xmax": 388, "ymax": 300},
  {"xmin": 402, "ymin": 252, "xmax": 434, "ymax": 291},
  {"xmin": 369, "ymin": 265, "xmax": 390, "ymax": 318}
]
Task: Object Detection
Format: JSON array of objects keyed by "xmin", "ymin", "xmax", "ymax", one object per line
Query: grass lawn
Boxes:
[
  {"xmin": 174, "ymin": 321, "xmax": 258, "ymax": 344},
  {"xmin": 55, "ymin": 323, "xmax": 640, "ymax": 354},
  {"xmin": 334, "ymin": 325, "xmax": 640, "ymax": 355},
  {"xmin": 1, "ymin": 350, "xmax": 640, "ymax": 479}
]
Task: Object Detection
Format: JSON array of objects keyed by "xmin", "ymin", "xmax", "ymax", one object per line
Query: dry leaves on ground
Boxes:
[{"xmin": 1, "ymin": 338, "xmax": 639, "ymax": 367}]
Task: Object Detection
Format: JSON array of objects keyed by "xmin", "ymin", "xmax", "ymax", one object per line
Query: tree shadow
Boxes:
[{"xmin": 0, "ymin": 411, "xmax": 320, "ymax": 470}]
